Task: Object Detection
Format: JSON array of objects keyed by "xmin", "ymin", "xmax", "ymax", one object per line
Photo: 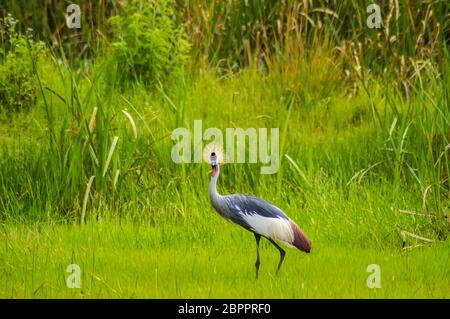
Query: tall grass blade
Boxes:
[{"xmin": 103, "ymin": 136, "xmax": 119, "ymax": 177}]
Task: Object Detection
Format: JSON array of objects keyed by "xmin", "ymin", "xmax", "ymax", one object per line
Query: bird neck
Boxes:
[{"xmin": 209, "ymin": 165, "xmax": 222, "ymax": 209}]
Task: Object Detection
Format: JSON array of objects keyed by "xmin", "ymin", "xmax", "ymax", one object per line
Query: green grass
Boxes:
[
  {"xmin": 1, "ymin": 218, "xmax": 449, "ymax": 298},
  {"xmin": 0, "ymin": 59, "xmax": 448, "ymax": 297},
  {"xmin": 0, "ymin": 0, "xmax": 449, "ymax": 299}
]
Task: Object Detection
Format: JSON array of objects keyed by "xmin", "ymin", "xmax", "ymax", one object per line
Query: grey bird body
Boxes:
[{"xmin": 211, "ymin": 193, "xmax": 289, "ymax": 231}]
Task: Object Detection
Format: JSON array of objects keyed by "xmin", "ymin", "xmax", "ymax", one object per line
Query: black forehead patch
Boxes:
[{"xmin": 211, "ymin": 152, "xmax": 216, "ymax": 156}]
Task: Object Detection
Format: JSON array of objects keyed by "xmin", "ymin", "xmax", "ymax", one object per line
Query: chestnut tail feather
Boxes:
[{"xmin": 289, "ymin": 220, "xmax": 311, "ymax": 253}]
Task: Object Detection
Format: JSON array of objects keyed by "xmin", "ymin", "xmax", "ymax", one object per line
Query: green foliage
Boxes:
[
  {"xmin": 1, "ymin": 221, "xmax": 449, "ymax": 298},
  {"xmin": 6, "ymin": 54, "xmax": 150, "ymax": 220},
  {"xmin": 0, "ymin": 14, "xmax": 44, "ymax": 113},
  {"xmin": 0, "ymin": 2, "xmax": 449, "ymax": 299},
  {"xmin": 0, "ymin": 0, "xmax": 118, "ymax": 61},
  {"xmin": 178, "ymin": 0, "xmax": 448, "ymax": 75},
  {"xmin": 107, "ymin": 0, "xmax": 190, "ymax": 87}
]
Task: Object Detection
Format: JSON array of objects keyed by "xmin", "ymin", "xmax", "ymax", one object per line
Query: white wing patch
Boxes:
[{"xmin": 242, "ymin": 213, "xmax": 294, "ymax": 246}]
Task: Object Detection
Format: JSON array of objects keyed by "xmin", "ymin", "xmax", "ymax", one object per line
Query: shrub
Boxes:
[
  {"xmin": 0, "ymin": 60, "xmax": 35, "ymax": 113},
  {"xmin": 0, "ymin": 14, "xmax": 45, "ymax": 113},
  {"xmin": 108, "ymin": 0, "xmax": 190, "ymax": 87}
]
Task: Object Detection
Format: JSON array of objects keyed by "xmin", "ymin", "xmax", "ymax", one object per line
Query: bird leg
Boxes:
[
  {"xmin": 254, "ymin": 233, "xmax": 261, "ymax": 279},
  {"xmin": 268, "ymin": 238, "xmax": 286, "ymax": 273}
]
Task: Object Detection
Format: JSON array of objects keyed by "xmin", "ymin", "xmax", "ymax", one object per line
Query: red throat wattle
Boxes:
[{"xmin": 211, "ymin": 166, "xmax": 217, "ymax": 177}]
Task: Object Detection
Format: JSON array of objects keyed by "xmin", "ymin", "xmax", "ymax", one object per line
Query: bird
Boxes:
[{"xmin": 208, "ymin": 152, "xmax": 311, "ymax": 278}]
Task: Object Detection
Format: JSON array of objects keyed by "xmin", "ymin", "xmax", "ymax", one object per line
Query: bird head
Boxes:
[{"xmin": 210, "ymin": 152, "xmax": 219, "ymax": 177}]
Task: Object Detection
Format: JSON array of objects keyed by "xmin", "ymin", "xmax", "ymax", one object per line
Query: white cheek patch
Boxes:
[{"xmin": 242, "ymin": 213, "xmax": 294, "ymax": 245}]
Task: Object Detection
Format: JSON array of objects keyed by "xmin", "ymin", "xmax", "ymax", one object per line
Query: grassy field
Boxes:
[
  {"xmin": 0, "ymin": 1, "xmax": 449, "ymax": 298},
  {"xmin": 1, "ymin": 219, "xmax": 449, "ymax": 298}
]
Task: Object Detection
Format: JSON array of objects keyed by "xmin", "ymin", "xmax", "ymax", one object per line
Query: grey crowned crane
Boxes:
[{"xmin": 209, "ymin": 152, "xmax": 311, "ymax": 278}]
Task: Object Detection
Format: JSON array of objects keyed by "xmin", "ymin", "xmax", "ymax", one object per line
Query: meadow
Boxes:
[{"xmin": 0, "ymin": 0, "xmax": 449, "ymax": 298}]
